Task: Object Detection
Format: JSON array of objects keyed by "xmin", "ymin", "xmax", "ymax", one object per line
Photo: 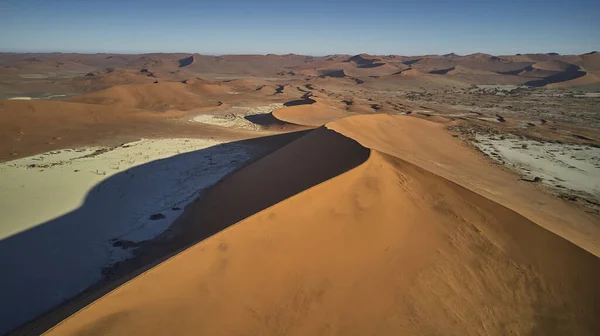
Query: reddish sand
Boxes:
[
  {"xmin": 329, "ymin": 115, "xmax": 600, "ymax": 256},
  {"xmin": 549, "ymin": 70, "xmax": 600, "ymax": 88},
  {"xmin": 67, "ymin": 81, "xmax": 227, "ymax": 111},
  {"xmin": 44, "ymin": 115, "xmax": 600, "ymax": 336},
  {"xmin": 272, "ymin": 100, "xmax": 347, "ymax": 126},
  {"xmin": 0, "ymin": 100, "xmax": 253, "ymax": 162}
]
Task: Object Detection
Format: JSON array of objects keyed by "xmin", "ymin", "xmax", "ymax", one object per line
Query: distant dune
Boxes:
[
  {"xmin": 2, "ymin": 52, "xmax": 599, "ymax": 95},
  {"xmin": 532, "ymin": 60, "xmax": 578, "ymax": 71},
  {"xmin": 67, "ymin": 81, "xmax": 226, "ymax": 111},
  {"xmin": 577, "ymin": 52, "xmax": 600, "ymax": 70},
  {"xmin": 525, "ymin": 64, "xmax": 587, "ymax": 87},
  {"xmin": 393, "ymin": 68, "xmax": 428, "ymax": 77},
  {"xmin": 548, "ymin": 70, "xmax": 600, "ymax": 88},
  {"xmin": 345, "ymin": 62, "xmax": 403, "ymax": 77},
  {"xmin": 347, "ymin": 53, "xmax": 382, "ymax": 66},
  {"xmin": 0, "ymin": 100, "xmax": 146, "ymax": 161},
  {"xmin": 178, "ymin": 55, "xmax": 195, "ymax": 68},
  {"xmin": 318, "ymin": 69, "xmax": 347, "ymax": 78}
]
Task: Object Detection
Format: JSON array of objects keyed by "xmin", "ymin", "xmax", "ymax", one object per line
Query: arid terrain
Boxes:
[{"xmin": 1, "ymin": 52, "xmax": 599, "ymax": 335}]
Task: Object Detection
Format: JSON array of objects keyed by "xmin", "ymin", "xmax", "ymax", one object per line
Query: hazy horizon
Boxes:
[
  {"xmin": 0, "ymin": 51, "xmax": 598, "ymax": 57},
  {"xmin": 1, "ymin": 0, "xmax": 599, "ymax": 56}
]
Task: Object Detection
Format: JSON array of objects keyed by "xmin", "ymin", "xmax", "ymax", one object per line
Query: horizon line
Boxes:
[{"xmin": 0, "ymin": 50, "xmax": 598, "ymax": 57}]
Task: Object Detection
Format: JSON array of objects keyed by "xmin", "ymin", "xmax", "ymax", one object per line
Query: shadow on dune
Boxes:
[
  {"xmin": 244, "ymin": 97, "xmax": 317, "ymax": 128},
  {"xmin": 402, "ymin": 58, "xmax": 421, "ymax": 66},
  {"xmin": 2, "ymin": 131, "xmax": 308, "ymax": 336},
  {"xmin": 178, "ymin": 55, "xmax": 195, "ymax": 68},
  {"xmin": 498, "ymin": 65, "xmax": 533, "ymax": 75},
  {"xmin": 101, "ymin": 128, "xmax": 369, "ymax": 277},
  {"xmin": 244, "ymin": 112, "xmax": 291, "ymax": 127},
  {"xmin": 429, "ymin": 67, "xmax": 455, "ymax": 75},
  {"xmin": 283, "ymin": 97, "xmax": 316, "ymax": 107},
  {"xmin": 357, "ymin": 62, "xmax": 386, "ymax": 69},
  {"xmin": 525, "ymin": 66, "xmax": 587, "ymax": 87},
  {"xmin": 165, "ymin": 127, "xmax": 369, "ymax": 247},
  {"xmin": 319, "ymin": 69, "xmax": 346, "ymax": 78},
  {"xmin": 9, "ymin": 128, "xmax": 370, "ymax": 335}
]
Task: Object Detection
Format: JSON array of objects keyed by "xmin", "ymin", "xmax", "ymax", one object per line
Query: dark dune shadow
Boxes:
[
  {"xmin": 3, "ymin": 131, "xmax": 308, "ymax": 336},
  {"xmin": 14, "ymin": 128, "xmax": 370, "ymax": 335},
  {"xmin": 347, "ymin": 55, "xmax": 381, "ymax": 66},
  {"xmin": 178, "ymin": 55, "xmax": 195, "ymax": 68},
  {"xmin": 81, "ymin": 129, "xmax": 371, "ymax": 302},
  {"xmin": 243, "ymin": 112, "xmax": 297, "ymax": 128},
  {"xmin": 525, "ymin": 66, "xmax": 587, "ymax": 87},
  {"xmin": 157, "ymin": 127, "xmax": 370, "ymax": 251},
  {"xmin": 319, "ymin": 69, "xmax": 346, "ymax": 78},
  {"xmin": 244, "ymin": 113, "xmax": 284, "ymax": 126},
  {"xmin": 357, "ymin": 62, "xmax": 386, "ymax": 69},
  {"xmin": 402, "ymin": 58, "xmax": 421, "ymax": 66},
  {"xmin": 429, "ymin": 67, "xmax": 455, "ymax": 75},
  {"xmin": 498, "ymin": 65, "xmax": 533, "ymax": 76},
  {"xmin": 283, "ymin": 97, "xmax": 316, "ymax": 107}
]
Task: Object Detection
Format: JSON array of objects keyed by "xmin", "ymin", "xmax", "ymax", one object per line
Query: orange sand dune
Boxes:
[
  {"xmin": 344, "ymin": 62, "xmax": 403, "ymax": 77},
  {"xmin": 329, "ymin": 115, "xmax": 600, "ymax": 255},
  {"xmin": 441, "ymin": 66, "xmax": 529, "ymax": 85},
  {"xmin": 532, "ymin": 60, "xmax": 577, "ymax": 71},
  {"xmin": 0, "ymin": 100, "xmax": 146, "ymax": 160},
  {"xmin": 64, "ymin": 69, "xmax": 159, "ymax": 92},
  {"xmin": 371, "ymin": 69, "xmax": 466, "ymax": 88},
  {"xmin": 0, "ymin": 99, "xmax": 244, "ymax": 161},
  {"xmin": 307, "ymin": 57, "xmax": 404, "ymax": 78},
  {"xmin": 45, "ymin": 115, "xmax": 600, "ymax": 336},
  {"xmin": 517, "ymin": 67, "xmax": 558, "ymax": 78},
  {"xmin": 577, "ymin": 52, "xmax": 600, "ymax": 71},
  {"xmin": 223, "ymin": 78, "xmax": 268, "ymax": 91},
  {"xmin": 548, "ymin": 70, "xmax": 600, "ymax": 88},
  {"xmin": 404, "ymin": 57, "xmax": 457, "ymax": 72},
  {"xmin": 393, "ymin": 68, "xmax": 428, "ymax": 77},
  {"xmin": 446, "ymin": 65, "xmax": 500, "ymax": 76},
  {"xmin": 272, "ymin": 100, "xmax": 347, "ymax": 126},
  {"xmin": 67, "ymin": 81, "xmax": 226, "ymax": 111}
]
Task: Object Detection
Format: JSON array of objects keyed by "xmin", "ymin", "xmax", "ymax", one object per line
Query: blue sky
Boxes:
[{"xmin": 0, "ymin": 0, "xmax": 598, "ymax": 55}]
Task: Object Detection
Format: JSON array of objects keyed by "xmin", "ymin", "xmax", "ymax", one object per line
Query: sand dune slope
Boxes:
[
  {"xmin": 548, "ymin": 70, "xmax": 600, "ymax": 88},
  {"xmin": 0, "ymin": 100, "xmax": 145, "ymax": 161},
  {"xmin": 46, "ymin": 116, "xmax": 600, "ymax": 336},
  {"xmin": 329, "ymin": 115, "xmax": 600, "ymax": 255},
  {"xmin": 67, "ymin": 81, "xmax": 225, "ymax": 111},
  {"xmin": 272, "ymin": 100, "xmax": 347, "ymax": 126},
  {"xmin": 0, "ymin": 99, "xmax": 233, "ymax": 161}
]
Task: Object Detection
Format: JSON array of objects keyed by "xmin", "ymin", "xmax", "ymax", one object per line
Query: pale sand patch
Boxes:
[
  {"xmin": 18, "ymin": 74, "xmax": 48, "ymax": 79},
  {"xmin": 474, "ymin": 134, "xmax": 600, "ymax": 200},
  {"xmin": 575, "ymin": 92, "xmax": 600, "ymax": 98},
  {"xmin": 0, "ymin": 138, "xmax": 241, "ymax": 239},
  {"xmin": 7, "ymin": 95, "xmax": 67, "ymax": 101},
  {"xmin": 191, "ymin": 104, "xmax": 283, "ymax": 130},
  {"xmin": 7, "ymin": 96, "xmax": 35, "ymax": 100},
  {"xmin": 476, "ymin": 84, "xmax": 524, "ymax": 91},
  {"xmin": 0, "ymin": 138, "xmax": 253, "ymax": 334}
]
